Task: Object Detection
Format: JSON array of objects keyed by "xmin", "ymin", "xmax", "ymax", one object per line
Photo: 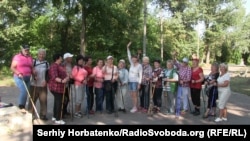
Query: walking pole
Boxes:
[
  {"xmin": 113, "ymin": 85, "xmax": 118, "ymax": 117},
  {"xmin": 148, "ymin": 81, "xmax": 155, "ymax": 116},
  {"xmin": 21, "ymin": 78, "xmax": 43, "ymax": 124},
  {"xmin": 60, "ymin": 84, "xmax": 66, "ymax": 120},
  {"xmin": 31, "ymin": 81, "xmax": 37, "ymax": 117},
  {"xmin": 68, "ymin": 84, "xmax": 73, "ymax": 121},
  {"xmin": 201, "ymin": 85, "xmax": 206, "ymax": 114}
]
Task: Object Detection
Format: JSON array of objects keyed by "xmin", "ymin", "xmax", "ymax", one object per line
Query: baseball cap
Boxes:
[
  {"xmin": 107, "ymin": 55, "xmax": 113, "ymax": 60},
  {"xmin": 21, "ymin": 45, "xmax": 30, "ymax": 50},
  {"xmin": 63, "ymin": 53, "xmax": 74, "ymax": 59},
  {"xmin": 182, "ymin": 57, "xmax": 189, "ymax": 63}
]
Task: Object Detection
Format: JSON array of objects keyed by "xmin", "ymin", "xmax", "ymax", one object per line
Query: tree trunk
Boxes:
[
  {"xmin": 205, "ymin": 45, "xmax": 210, "ymax": 64},
  {"xmin": 80, "ymin": 5, "xmax": 86, "ymax": 56}
]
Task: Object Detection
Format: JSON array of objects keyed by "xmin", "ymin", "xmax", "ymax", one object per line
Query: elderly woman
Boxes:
[
  {"xmin": 48, "ymin": 53, "xmax": 69, "ymax": 125},
  {"xmin": 102, "ymin": 56, "xmax": 118, "ymax": 114},
  {"xmin": 214, "ymin": 63, "xmax": 231, "ymax": 122},
  {"xmin": 140, "ymin": 56, "xmax": 152, "ymax": 113},
  {"xmin": 162, "ymin": 60, "xmax": 179, "ymax": 114},
  {"xmin": 10, "ymin": 45, "xmax": 33, "ymax": 113},
  {"xmin": 190, "ymin": 58, "xmax": 205, "ymax": 116},
  {"xmin": 203, "ymin": 62, "xmax": 220, "ymax": 118},
  {"xmin": 71, "ymin": 55, "xmax": 88, "ymax": 118},
  {"xmin": 116, "ymin": 59, "xmax": 129, "ymax": 113},
  {"xmin": 91, "ymin": 59, "xmax": 105, "ymax": 113}
]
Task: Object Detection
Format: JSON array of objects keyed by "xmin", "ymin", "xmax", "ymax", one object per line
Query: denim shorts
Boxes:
[{"xmin": 128, "ymin": 82, "xmax": 138, "ymax": 91}]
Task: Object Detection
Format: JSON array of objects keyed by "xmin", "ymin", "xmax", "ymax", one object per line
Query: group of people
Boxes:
[{"xmin": 10, "ymin": 43, "xmax": 232, "ymax": 125}]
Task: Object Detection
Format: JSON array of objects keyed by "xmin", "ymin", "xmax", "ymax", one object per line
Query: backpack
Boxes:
[{"xmin": 33, "ymin": 59, "xmax": 50, "ymax": 82}]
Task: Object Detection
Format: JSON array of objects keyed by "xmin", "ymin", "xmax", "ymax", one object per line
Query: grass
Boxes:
[{"xmin": 230, "ymin": 76, "xmax": 250, "ymax": 96}]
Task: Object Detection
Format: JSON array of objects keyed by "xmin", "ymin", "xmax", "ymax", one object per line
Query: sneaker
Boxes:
[
  {"xmin": 130, "ymin": 107, "xmax": 137, "ymax": 113},
  {"xmin": 55, "ymin": 120, "xmax": 66, "ymax": 125},
  {"xmin": 222, "ymin": 117, "xmax": 227, "ymax": 121},
  {"xmin": 214, "ymin": 117, "xmax": 223, "ymax": 122},
  {"xmin": 52, "ymin": 117, "xmax": 56, "ymax": 121},
  {"xmin": 74, "ymin": 112, "xmax": 82, "ymax": 118}
]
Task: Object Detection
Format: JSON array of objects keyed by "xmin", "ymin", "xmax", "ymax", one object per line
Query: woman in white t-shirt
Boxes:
[{"xmin": 214, "ymin": 63, "xmax": 231, "ymax": 122}]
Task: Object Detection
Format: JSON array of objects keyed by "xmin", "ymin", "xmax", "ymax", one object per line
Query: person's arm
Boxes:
[
  {"xmin": 216, "ymin": 73, "xmax": 230, "ymax": 87},
  {"xmin": 167, "ymin": 72, "xmax": 179, "ymax": 82},
  {"xmin": 124, "ymin": 69, "xmax": 129, "ymax": 85},
  {"xmin": 138, "ymin": 64, "xmax": 143, "ymax": 85},
  {"xmin": 113, "ymin": 66, "xmax": 119, "ymax": 82},
  {"xmin": 127, "ymin": 41, "xmax": 132, "ymax": 65}
]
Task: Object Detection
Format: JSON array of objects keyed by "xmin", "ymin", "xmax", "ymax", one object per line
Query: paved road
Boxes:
[{"xmin": 1, "ymin": 85, "xmax": 250, "ymax": 141}]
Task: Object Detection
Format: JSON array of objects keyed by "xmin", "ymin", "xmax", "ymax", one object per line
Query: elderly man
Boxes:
[
  {"xmin": 61, "ymin": 52, "xmax": 74, "ymax": 117},
  {"xmin": 28, "ymin": 48, "xmax": 49, "ymax": 120},
  {"xmin": 174, "ymin": 56, "xmax": 192, "ymax": 117}
]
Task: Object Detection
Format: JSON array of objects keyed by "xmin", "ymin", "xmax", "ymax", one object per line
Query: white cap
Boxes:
[
  {"xmin": 63, "ymin": 53, "xmax": 74, "ymax": 59},
  {"xmin": 182, "ymin": 57, "xmax": 189, "ymax": 63},
  {"xmin": 107, "ymin": 55, "xmax": 113, "ymax": 60},
  {"xmin": 119, "ymin": 59, "xmax": 125, "ymax": 64}
]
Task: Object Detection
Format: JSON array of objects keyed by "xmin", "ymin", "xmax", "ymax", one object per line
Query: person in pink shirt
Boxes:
[
  {"xmin": 91, "ymin": 59, "xmax": 105, "ymax": 113},
  {"xmin": 71, "ymin": 55, "xmax": 88, "ymax": 118},
  {"xmin": 10, "ymin": 45, "xmax": 34, "ymax": 113}
]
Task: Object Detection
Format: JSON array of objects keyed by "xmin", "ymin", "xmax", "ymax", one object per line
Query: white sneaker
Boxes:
[
  {"xmin": 52, "ymin": 117, "xmax": 56, "ymax": 121},
  {"xmin": 130, "ymin": 107, "xmax": 137, "ymax": 113},
  {"xmin": 222, "ymin": 117, "xmax": 227, "ymax": 121},
  {"xmin": 214, "ymin": 117, "xmax": 223, "ymax": 122},
  {"xmin": 55, "ymin": 120, "xmax": 66, "ymax": 125}
]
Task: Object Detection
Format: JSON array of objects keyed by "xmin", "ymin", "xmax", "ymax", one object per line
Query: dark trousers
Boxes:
[
  {"xmin": 63, "ymin": 87, "xmax": 69, "ymax": 115},
  {"xmin": 51, "ymin": 91, "xmax": 63, "ymax": 121},
  {"xmin": 140, "ymin": 84, "xmax": 150, "ymax": 109},
  {"xmin": 191, "ymin": 88, "xmax": 201, "ymax": 107},
  {"xmin": 207, "ymin": 86, "xmax": 218, "ymax": 108},
  {"xmin": 153, "ymin": 88, "xmax": 163, "ymax": 107},
  {"xmin": 86, "ymin": 86, "xmax": 94, "ymax": 111},
  {"xmin": 95, "ymin": 87, "xmax": 104, "ymax": 112},
  {"xmin": 104, "ymin": 81, "xmax": 117, "ymax": 112}
]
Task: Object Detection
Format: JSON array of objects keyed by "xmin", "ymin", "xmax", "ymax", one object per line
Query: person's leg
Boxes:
[
  {"xmin": 140, "ymin": 85, "xmax": 145, "ymax": 110},
  {"xmin": 89, "ymin": 86, "xmax": 95, "ymax": 112},
  {"xmin": 130, "ymin": 82, "xmax": 138, "ymax": 113},
  {"xmin": 168, "ymin": 91, "xmax": 175, "ymax": 113},
  {"xmin": 27, "ymin": 85, "xmax": 37, "ymax": 114},
  {"xmin": 63, "ymin": 86, "xmax": 69, "ymax": 116},
  {"xmin": 116, "ymin": 85, "xmax": 123, "ymax": 110},
  {"xmin": 156, "ymin": 88, "xmax": 163, "ymax": 108},
  {"xmin": 144, "ymin": 84, "xmax": 150, "ymax": 110},
  {"xmin": 175, "ymin": 86, "xmax": 182, "ymax": 117},
  {"xmin": 121, "ymin": 85, "xmax": 127, "ymax": 110},
  {"xmin": 39, "ymin": 86, "xmax": 48, "ymax": 120},
  {"xmin": 182, "ymin": 87, "xmax": 189, "ymax": 112},
  {"xmin": 190, "ymin": 88, "xmax": 196, "ymax": 111},
  {"xmin": 14, "ymin": 76, "xmax": 26, "ymax": 109},
  {"xmin": 192, "ymin": 88, "xmax": 201, "ymax": 115}
]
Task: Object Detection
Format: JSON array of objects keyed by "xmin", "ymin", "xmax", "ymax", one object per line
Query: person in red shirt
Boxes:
[
  {"xmin": 190, "ymin": 58, "xmax": 205, "ymax": 116},
  {"xmin": 84, "ymin": 56, "xmax": 95, "ymax": 114}
]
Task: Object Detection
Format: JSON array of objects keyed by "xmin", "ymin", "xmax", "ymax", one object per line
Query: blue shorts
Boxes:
[{"xmin": 129, "ymin": 82, "xmax": 138, "ymax": 91}]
